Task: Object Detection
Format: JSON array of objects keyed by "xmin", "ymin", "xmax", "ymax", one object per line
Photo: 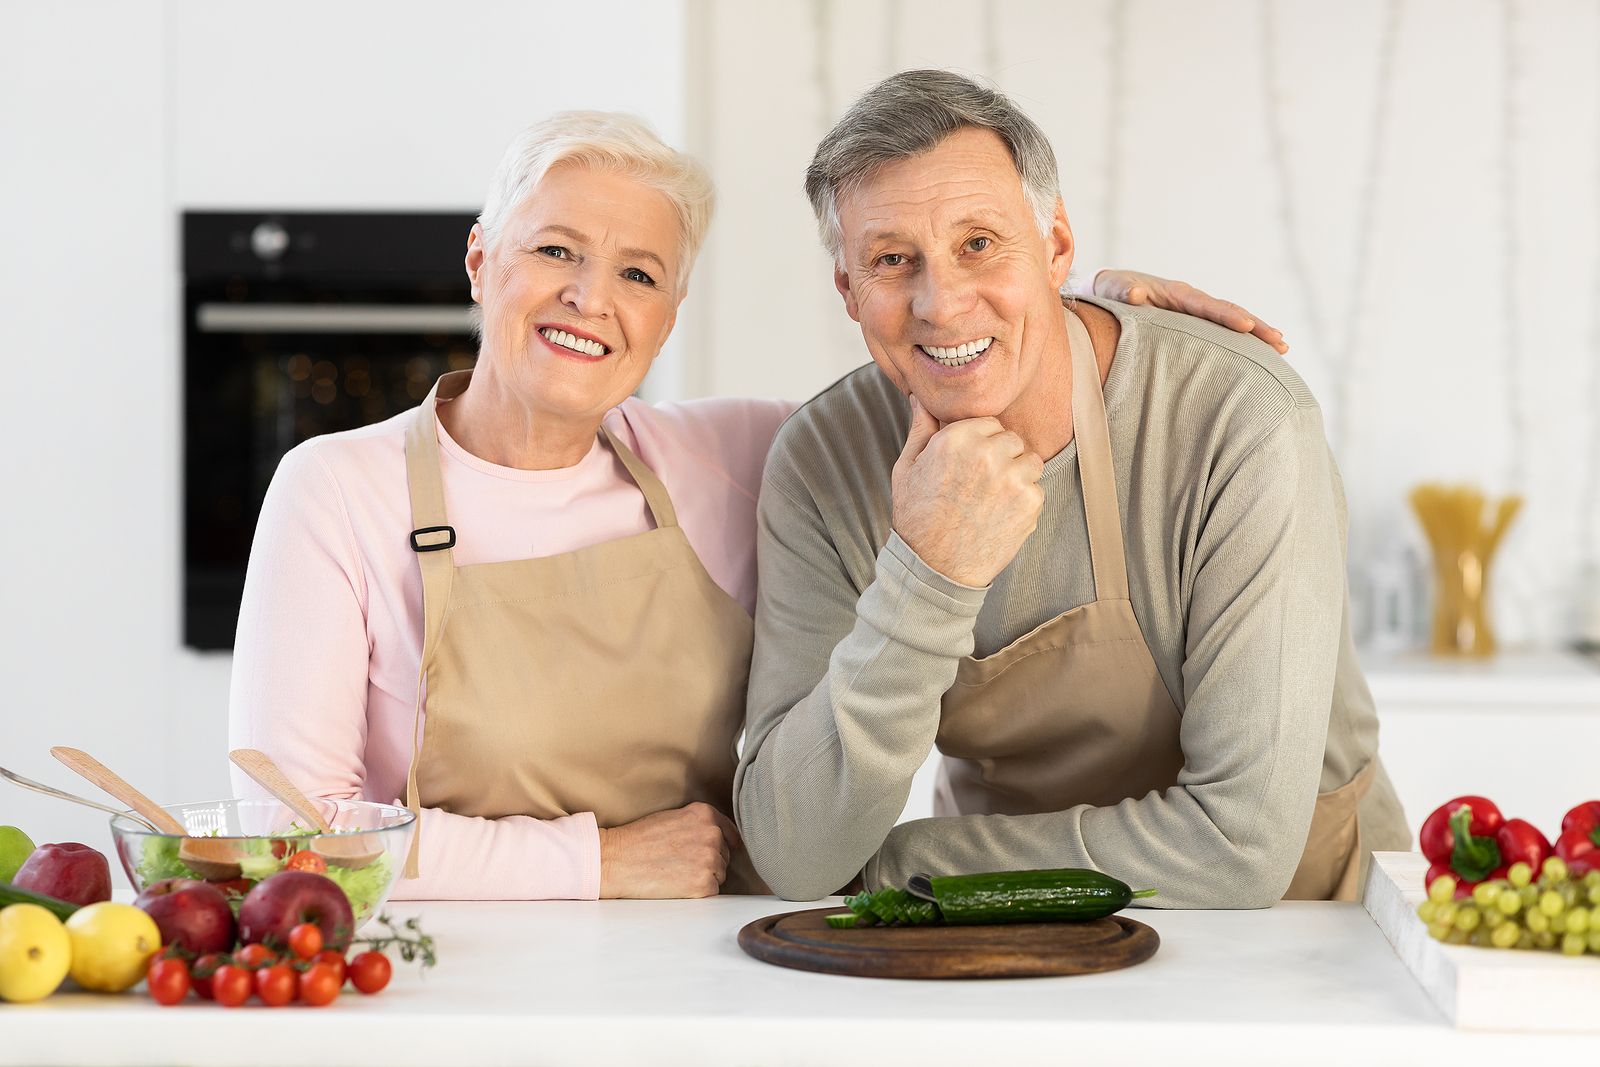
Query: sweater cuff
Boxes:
[
  {"xmin": 881, "ymin": 531, "xmax": 990, "ymax": 614},
  {"xmin": 569, "ymin": 811, "xmax": 602, "ymax": 900}
]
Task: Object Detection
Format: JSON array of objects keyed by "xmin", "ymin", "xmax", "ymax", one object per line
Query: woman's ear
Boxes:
[{"xmin": 465, "ymin": 224, "xmax": 487, "ymax": 303}]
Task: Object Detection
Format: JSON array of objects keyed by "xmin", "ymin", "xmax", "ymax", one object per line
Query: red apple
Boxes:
[
  {"xmin": 12, "ymin": 841, "xmax": 111, "ymax": 907},
  {"xmin": 134, "ymin": 877, "xmax": 238, "ymax": 955},
  {"xmin": 237, "ymin": 871, "xmax": 355, "ymax": 952}
]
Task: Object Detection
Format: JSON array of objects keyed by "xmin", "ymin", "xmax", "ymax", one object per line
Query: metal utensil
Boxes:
[
  {"xmin": 49, "ymin": 746, "xmax": 243, "ymax": 881},
  {"xmin": 0, "ymin": 764, "xmax": 162, "ymax": 832},
  {"xmin": 228, "ymin": 748, "xmax": 382, "ymax": 868}
]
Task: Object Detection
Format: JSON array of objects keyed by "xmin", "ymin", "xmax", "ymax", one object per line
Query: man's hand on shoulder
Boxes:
[{"xmin": 890, "ymin": 396, "xmax": 1045, "ymax": 589}]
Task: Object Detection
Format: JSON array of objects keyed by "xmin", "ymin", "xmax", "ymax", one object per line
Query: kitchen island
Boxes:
[{"xmin": 3, "ymin": 889, "xmax": 1595, "ymax": 1065}]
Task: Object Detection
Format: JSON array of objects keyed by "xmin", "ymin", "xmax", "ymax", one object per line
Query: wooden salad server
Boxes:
[
  {"xmin": 228, "ymin": 748, "xmax": 382, "ymax": 869},
  {"xmin": 49, "ymin": 746, "xmax": 242, "ymax": 881}
]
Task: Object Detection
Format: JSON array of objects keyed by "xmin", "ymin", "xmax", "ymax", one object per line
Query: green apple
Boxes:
[{"xmin": 0, "ymin": 825, "xmax": 36, "ymax": 883}]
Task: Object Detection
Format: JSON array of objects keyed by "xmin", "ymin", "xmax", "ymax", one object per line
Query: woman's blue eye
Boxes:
[
  {"xmin": 624, "ymin": 267, "xmax": 657, "ymax": 286},
  {"xmin": 967, "ymin": 236, "xmax": 991, "ymax": 252}
]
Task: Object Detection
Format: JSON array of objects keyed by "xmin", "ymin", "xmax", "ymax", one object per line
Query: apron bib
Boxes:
[
  {"xmin": 933, "ymin": 311, "xmax": 1372, "ymax": 901},
  {"xmin": 400, "ymin": 371, "xmax": 762, "ymax": 893}
]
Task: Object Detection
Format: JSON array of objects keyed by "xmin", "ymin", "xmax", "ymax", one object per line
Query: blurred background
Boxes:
[{"xmin": 3, "ymin": 0, "xmax": 1598, "ymax": 857}]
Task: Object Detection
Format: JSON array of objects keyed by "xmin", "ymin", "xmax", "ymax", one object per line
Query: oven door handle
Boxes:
[{"xmin": 196, "ymin": 303, "xmax": 476, "ymax": 334}]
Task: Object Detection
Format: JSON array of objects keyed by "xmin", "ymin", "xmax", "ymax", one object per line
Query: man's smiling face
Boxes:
[{"xmin": 832, "ymin": 126, "xmax": 1074, "ymax": 424}]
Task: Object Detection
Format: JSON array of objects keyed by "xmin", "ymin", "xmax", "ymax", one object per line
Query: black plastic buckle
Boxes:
[{"xmin": 410, "ymin": 525, "xmax": 457, "ymax": 552}]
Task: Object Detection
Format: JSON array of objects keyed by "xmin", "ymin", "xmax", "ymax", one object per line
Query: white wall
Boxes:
[
  {"xmin": 690, "ymin": 0, "xmax": 1600, "ymax": 651},
  {"xmin": 0, "ymin": 0, "xmax": 688, "ymax": 855}
]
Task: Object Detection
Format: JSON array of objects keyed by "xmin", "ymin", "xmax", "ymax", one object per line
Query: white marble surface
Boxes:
[
  {"xmin": 5, "ymin": 889, "xmax": 1600, "ymax": 1065},
  {"xmin": 1366, "ymin": 850, "xmax": 1600, "ymax": 1031}
]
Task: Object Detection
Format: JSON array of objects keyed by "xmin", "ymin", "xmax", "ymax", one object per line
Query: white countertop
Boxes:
[{"xmin": 5, "ymin": 888, "xmax": 1598, "ymax": 1065}]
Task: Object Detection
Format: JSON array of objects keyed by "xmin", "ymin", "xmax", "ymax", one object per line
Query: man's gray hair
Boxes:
[{"xmin": 804, "ymin": 70, "xmax": 1062, "ymax": 264}]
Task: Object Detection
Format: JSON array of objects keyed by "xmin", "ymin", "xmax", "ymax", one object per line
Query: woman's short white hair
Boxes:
[{"xmin": 478, "ymin": 111, "xmax": 714, "ymax": 293}]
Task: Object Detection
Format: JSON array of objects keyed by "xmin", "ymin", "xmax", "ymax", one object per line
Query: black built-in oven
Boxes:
[{"xmin": 183, "ymin": 211, "xmax": 479, "ymax": 650}]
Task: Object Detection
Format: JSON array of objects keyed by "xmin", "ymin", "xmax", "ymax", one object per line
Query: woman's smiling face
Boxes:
[{"xmin": 467, "ymin": 162, "xmax": 684, "ymax": 423}]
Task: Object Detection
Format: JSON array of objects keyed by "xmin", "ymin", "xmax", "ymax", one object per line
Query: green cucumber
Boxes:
[
  {"xmin": 912, "ymin": 867, "xmax": 1156, "ymax": 924},
  {"xmin": 0, "ymin": 880, "xmax": 81, "ymax": 922},
  {"xmin": 826, "ymin": 868, "xmax": 1157, "ymax": 928}
]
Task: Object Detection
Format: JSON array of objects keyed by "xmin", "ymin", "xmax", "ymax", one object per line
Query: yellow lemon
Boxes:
[
  {"xmin": 64, "ymin": 902, "xmax": 160, "ymax": 993},
  {"xmin": 0, "ymin": 903, "xmax": 72, "ymax": 1003}
]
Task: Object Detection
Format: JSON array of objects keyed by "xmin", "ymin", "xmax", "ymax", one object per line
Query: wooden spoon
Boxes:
[
  {"xmin": 50, "ymin": 746, "xmax": 243, "ymax": 881},
  {"xmin": 228, "ymin": 748, "xmax": 382, "ymax": 869}
]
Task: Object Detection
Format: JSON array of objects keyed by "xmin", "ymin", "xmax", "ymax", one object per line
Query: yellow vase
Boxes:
[{"xmin": 1408, "ymin": 484, "xmax": 1521, "ymax": 657}]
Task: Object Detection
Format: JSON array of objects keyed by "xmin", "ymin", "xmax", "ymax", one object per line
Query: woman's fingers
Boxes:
[{"xmin": 1093, "ymin": 269, "xmax": 1290, "ymax": 354}]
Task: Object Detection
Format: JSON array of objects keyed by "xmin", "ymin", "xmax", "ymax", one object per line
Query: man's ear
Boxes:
[
  {"xmin": 1046, "ymin": 198, "xmax": 1074, "ymax": 292},
  {"xmin": 465, "ymin": 224, "xmax": 487, "ymax": 303},
  {"xmin": 834, "ymin": 263, "xmax": 862, "ymax": 322}
]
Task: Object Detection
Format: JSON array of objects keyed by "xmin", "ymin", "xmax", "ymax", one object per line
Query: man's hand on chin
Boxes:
[{"xmin": 890, "ymin": 395, "xmax": 1046, "ymax": 588}]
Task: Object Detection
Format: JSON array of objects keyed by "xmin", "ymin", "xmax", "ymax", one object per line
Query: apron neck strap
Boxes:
[
  {"xmin": 1065, "ymin": 306, "xmax": 1130, "ymax": 602},
  {"xmin": 601, "ymin": 424, "xmax": 679, "ymax": 530}
]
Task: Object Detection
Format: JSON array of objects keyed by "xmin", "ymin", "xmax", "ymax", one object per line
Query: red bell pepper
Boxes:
[
  {"xmin": 1419, "ymin": 796, "xmax": 1551, "ymax": 896},
  {"xmin": 1556, "ymin": 800, "xmax": 1600, "ymax": 877}
]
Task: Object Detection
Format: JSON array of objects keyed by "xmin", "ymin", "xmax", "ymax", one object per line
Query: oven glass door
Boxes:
[{"xmin": 185, "ymin": 284, "xmax": 476, "ymax": 649}]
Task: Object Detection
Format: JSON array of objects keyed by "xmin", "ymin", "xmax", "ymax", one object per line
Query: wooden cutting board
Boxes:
[{"xmin": 738, "ymin": 906, "xmax": 1159, "ymax": 979}]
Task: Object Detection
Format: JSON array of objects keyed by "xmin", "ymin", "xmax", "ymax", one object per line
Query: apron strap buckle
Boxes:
[{"xmin": 410, "ymin": 525, "xmax": 457, "ymax": 552}]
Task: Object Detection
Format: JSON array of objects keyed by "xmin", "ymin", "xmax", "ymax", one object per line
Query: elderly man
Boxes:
[{"xmin": 734, "ymin": 70, "xmax": 1410, "ymax": 907}]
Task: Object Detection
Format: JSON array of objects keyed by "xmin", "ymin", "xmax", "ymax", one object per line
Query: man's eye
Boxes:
[
  {"xmin": 967, "ymin": 236, "xmax": 991, "ymax": 252},
  {"xmin": 535, "ymin": 245, "xmax": 570, "ymax": 259},
  {"xmin": 623, "ymin": 267, "xmax": 657, "ymax": 286},
  {"xmin": 878, "ymin": 253, "xmax": 906, "ymax": 268}
]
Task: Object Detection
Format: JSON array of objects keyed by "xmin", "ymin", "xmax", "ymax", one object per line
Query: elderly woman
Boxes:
[{"xmin": 228, "ymin": 111, "xmax": 1283, "ymax": 900}]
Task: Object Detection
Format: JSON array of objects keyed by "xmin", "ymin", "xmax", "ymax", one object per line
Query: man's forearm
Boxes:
[{"xmin": 737, "ymin": 533, "xmax": 985, "ymax": 899}]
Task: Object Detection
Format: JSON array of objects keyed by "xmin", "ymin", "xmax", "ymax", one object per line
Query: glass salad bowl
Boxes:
[{"xmin": 109, "ymin": 798, "xmax": 415, "ymax": 926}]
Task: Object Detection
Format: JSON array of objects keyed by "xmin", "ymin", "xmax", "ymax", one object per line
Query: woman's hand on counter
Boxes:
[{"xmin": 598, "ymin": 802, "xmax": 738, "ymax": 898}]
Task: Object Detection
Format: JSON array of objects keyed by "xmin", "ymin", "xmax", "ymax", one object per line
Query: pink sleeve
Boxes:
[
  {"xmin": 227, "ymin": 443, "xmax": 602, "ymax": 900},
  {"xmin": 622, "ymin": 395, "xmax": 796, "ymax": 499}
]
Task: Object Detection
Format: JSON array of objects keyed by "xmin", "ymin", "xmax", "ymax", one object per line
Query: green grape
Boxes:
[
  {"xmin": 1428, "ymin": 874, "xmax": 1459, "ymax": 903},
  {"xmin": 1482, "ymin": 907, "xmax": 1506, "ymax": 929},
  {"xmin": 1507, "ymin": 862, "xmax": 1534, "ymax": 888},
  {"xmin": 1445, "ymin": 927, "xmax": 1470, "ymax": 946},
  {"xmin": 1496, "ymin": 891, "xmax": 1523, "ymax": 916},
  {"xmin": 1470, "ymin": 928, "xmax": 1494, "ymax": 948},
  {"xmin": 1551, "ymin": 912, "xmax": 1568, "ymax": 935},
  {"xmin": 1588, "ymin": 928, "xmax": 1600, "ymax": 954},
  {"xmin": 1436, "ymin": 901, "xmax": 1459, "ymax": 926},
  {"xmin": 1416, "ymin": 899, "xmax": 1439, "ymax": 922},
  {"xmin": 1539, "ymin": 890, "xmax": 1565, "ymax": 918},
  {"xmin": 1490, "ymin": 921, "xmax": 1521, "ymax": 948},
  {"xmin": 1516, "ymin": 930, "xmax": 1535, "ymax": 950},
  {"xmin": 1567, "ymin": 906, "xmax": 1590, "ymax": 935},
  {"xmin": 1454, "ymin": 906, "xmax": 1482, "ymax": 932},
  {"xmin": 1588, "ymin": 884, "xmax": 1600, "ymax": 907},
  {"xmin": 1584, "ymin": 870, "xmax": 1600, "ymax": 891},
  {"xmin": 1561, "ymin": 932, "xmax": 1587, "ymax": 957},
  {"xmin": 1526, "ymin": 908, "xmax": 1550, "ymax": 934},
  {"xmin": 1426, "ymin": 920, "xmax": 1452, "ymax": 942},
  {"xmin": 1471, "ymin": 882, "xmax": 1500, "ymax": 907},
  {"xmin": 1543, "ymin": 856, "xmax": 1569, "ymax": 883},
  {"xmin": 1519, "ymin": 885, "xmax": 1540, "ymax": 909},
  {"xmin": 1534, "ymin": 930, "xmax": 1558, "ymax": 950}
]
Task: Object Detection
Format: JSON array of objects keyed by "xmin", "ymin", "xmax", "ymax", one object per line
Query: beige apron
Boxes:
[
  {"xmin": 933, "ymin": 310, "xmax": 1374, "ymax": 901},
  {"xmin": 400, "ymin": 370, "xmax": 762, "ymax": 893}
]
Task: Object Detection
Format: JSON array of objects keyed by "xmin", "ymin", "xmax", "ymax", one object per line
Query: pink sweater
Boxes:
[{"xmin": 227, "ymin": 395, "xmax": 795, "ymax": 899}]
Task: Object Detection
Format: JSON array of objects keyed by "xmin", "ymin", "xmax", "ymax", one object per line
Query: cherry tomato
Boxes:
[
  {"xmin": 285, "ymin": 851, "xmax": 328, "ymax": 874},
  {"xmin": 298, "ymin": 962, "xmax": 343, "ymax": 1007},
  {"xmin": 190, "ymin": 953, "xmax": 225, "ymax": 1000},
  {"xmin": 288, "ymin": 922, "xmax": 324, "ymax": 961},
  {"xmin": 211, "ymin": 964, "xmax": 252, "ymax": 1008},
  {"xmin": 313, "ymin": 949, "xmax": 348, "ymax": 985},
  {"xmin": 234, "ymin": 943, "xmax": 278, "ymax": 970},
  {"xmin": 146, "ymin": 957, "xmax": 191, "ymax": 1006},
  {"xmin": 254, "ymin": 963, "xmax": 297, "ymax": 1007},
  {"xmin": 348, "ymin": 951, "xmax": 392, "ymax": 995}
]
